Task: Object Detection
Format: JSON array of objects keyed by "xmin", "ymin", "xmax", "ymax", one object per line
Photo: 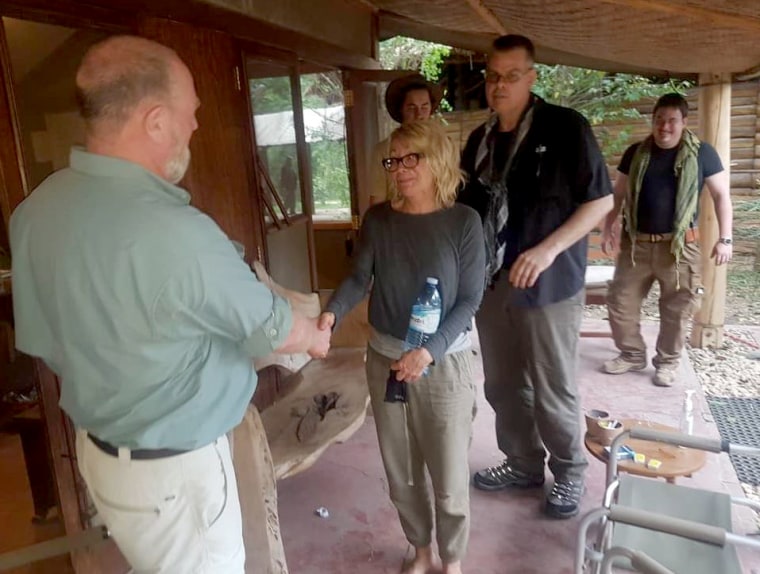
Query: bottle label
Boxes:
[{"xmin": 409, "ymin": 306, "xmax": 441, "ymax": 334}]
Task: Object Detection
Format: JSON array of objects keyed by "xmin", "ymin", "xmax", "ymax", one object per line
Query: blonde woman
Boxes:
[{"xmin": 320, "ymin": 121, "xmax": 485, "ymax": 574}]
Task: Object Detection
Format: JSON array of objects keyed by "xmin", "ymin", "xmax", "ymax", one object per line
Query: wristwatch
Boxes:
[{"xmin": 718, "ymin": 237, "xmax": 733, "ymax": 245}]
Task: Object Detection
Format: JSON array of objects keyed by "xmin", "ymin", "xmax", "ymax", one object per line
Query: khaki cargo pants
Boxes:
[
  {"xmin": 607, "ymin": 236, "xmax": 703, "ymax": 368},
  {"xmin": 366, "ymin": 345, "xmax": 476, "ymax": 563}
]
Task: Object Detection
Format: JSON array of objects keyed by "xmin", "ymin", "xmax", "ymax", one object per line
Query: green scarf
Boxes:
[{"xmin": 625, "ymin": 129, "xmax": 701, "ymax": 265}]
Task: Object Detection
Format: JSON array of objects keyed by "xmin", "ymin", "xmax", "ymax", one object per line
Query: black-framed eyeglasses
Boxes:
[
  {"xmin": 382, "ymin": 152, "xmax": 424, "ymax": 172},
  {"xmin": 482, "ymin": 68, "xmax": 533, "ymax": 85}
]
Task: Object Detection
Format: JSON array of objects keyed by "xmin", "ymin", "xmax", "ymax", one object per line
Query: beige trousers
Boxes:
[
  {"xmin": 366, "ymin": 346, "xmax": 476, "ymax": 563},
  {"xmin": 77, "ymin": 431, "xmax": 245, "ymax": 574},
  {"xmin": 607, "ymin": 236, "xmax": 703, "ymax": 368}
]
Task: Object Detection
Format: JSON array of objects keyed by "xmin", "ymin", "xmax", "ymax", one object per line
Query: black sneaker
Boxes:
[
  {"xmin": 473, "ymin": 460, "xmax": 545, "ymax": 491},
  {"xmin": 544, "ymin": 478, "xmax": 584, "ymax": 519}
]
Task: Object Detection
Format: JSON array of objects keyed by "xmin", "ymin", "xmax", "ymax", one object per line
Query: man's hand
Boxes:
[
  {"xmin": 508, "ymin": 243, "xmax": 558, "ymax": 289},
  {"xmin": 601, "ymin": 220, "xmax": 621, "ymax": 256},
  {"xmin": 711, "ymin": 241, "xmax": 733, "ymax": 266},
  {"xmin": 390, "ymin": 348, "xmax": 434, "ymax": 383}
]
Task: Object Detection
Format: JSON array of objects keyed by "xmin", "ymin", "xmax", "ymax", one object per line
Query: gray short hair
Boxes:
[{"xmin": 76, "ymin": 35, "xmax": 175, "ymax": 126}]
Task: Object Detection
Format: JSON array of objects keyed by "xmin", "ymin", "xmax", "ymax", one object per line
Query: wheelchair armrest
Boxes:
[
  {"xmin": 609, "ymin": 504, "xmax": 727, "ymax": 547},
  {"xmin": 628, "ymin": 427, "xmax": 726, "ymax": 453}
]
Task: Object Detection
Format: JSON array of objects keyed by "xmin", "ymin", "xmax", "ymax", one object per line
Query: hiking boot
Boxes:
[
  {"xmin": 602, "ymin": 355, "xmax": 647, "ymax": 375},
  {"xmin": 545, "ymin": 478, "xmax": 584, "ymax": 519},
  {"xmin": 653, "ymin": 366, "xmax": 678, "ymax": 387},
  {"xmin": 473, "ymin": 460, "xmax": 544, "ymax": 491}
]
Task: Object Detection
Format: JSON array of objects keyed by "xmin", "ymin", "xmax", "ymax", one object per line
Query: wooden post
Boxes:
[{"xmin": 692, "ymin": 72, "xmax": 731, "ymax": 348}]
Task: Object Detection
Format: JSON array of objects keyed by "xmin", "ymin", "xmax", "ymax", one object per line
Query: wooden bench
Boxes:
[{"xmin": 233, "ymin": 264, "xmax": 370, "ymax": 573}]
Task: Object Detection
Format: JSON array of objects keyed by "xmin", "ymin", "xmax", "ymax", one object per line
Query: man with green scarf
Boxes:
[{"xmin": 601, "ymin": 93, "xmax": 733, "ymax": 387}]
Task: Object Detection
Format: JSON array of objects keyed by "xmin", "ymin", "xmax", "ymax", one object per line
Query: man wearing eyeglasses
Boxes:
[
  {"xmin": 458, "ymin": 34, "xmax": 613, "ymax": 519},
  {"xmin": 601, "ymin": 93, "xmax": 732, "ymax": 388}
]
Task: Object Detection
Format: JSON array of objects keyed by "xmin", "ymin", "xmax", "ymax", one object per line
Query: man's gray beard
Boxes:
[{"xmin": 165, "ymin": 147, "xmax": 191, "ymax": 184}]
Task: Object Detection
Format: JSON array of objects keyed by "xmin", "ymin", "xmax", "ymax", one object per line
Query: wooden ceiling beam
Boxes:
[
  {"xmin": 598, "ymin": 0, "xmax": 760, "ymax": 34},
  {"xmin": 463, "ymin": 0, "xmax": 507, "ymax": 35}
]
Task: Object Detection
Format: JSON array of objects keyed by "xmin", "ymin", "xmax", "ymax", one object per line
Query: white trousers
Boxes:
[{"xmin": 76, "ymin": 430, "xmax": 245, "ymax": 573}]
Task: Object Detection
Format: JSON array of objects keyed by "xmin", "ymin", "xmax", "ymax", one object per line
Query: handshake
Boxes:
[
  {"xmin": 276, "ymin": 310, "xmax": 336, "ymax": 361},
  {"xmin": 304, "ymin": 312, "xmax": 336, "ymax": 359},
  {"xmin": 254, "ymin": 261, "xmax": 337, "ymax": 363},
  {"xmin": 308, "ymin": 311, "xmax": 433, "ymax": 384}
]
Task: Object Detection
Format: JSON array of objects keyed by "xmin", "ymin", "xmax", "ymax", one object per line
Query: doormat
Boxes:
[{"xmin": 706, "ymin": 396, "xmax": 760, "ymax": 485}]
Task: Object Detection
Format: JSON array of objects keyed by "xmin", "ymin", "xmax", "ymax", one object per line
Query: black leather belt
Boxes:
[{"xmin": 87, "ymin": 433, "xmax": 189, "ymax": 460}]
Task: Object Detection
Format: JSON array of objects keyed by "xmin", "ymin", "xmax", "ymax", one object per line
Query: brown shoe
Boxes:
[
  {"xmin": 602, "ymin": 355, "xmax": 647, "ymax": 375},
  {"xmin": 653, "ymin": 366, "xmax": 678, "ymax": 387}
]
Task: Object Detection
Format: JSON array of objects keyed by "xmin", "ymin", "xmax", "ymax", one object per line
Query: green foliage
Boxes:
[
  {"xmin": 379, "ymin": 37, "xmax": 452, "ymax": 111},
  {"xmin": 300, "ymin": 72, "xmax": 351, "ymax": 217},
  {"xmin": 249, "ymin": 71, "xmax": 351, "ymax": 219},
  {"xmin": 310, "ymin": 140, "xmax": 350, "ymax": 210},
  {"xmin": 249, "ymin": 76, "xmax": 292, "ymax": 115},
  {"xmin": 533, "ymin": 65, "xmax": 693, "ymax": 157},
  {"xmin": 380, "ymin": 37, "xmax": 451, "ymax": 82}
]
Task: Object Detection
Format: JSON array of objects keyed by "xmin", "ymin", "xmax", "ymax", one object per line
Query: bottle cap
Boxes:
[{"xmin": 426, "ymin": 277, "xmax": 439, "ymax": 285}]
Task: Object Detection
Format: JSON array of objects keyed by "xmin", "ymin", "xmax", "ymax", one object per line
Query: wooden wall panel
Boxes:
[
  {"xmin": 0, "ymin": 21, "xmax": 27, "ymax": 248},
  {"xmin": 139, "ymin": 17, "xmax": 265, "ymax": 263}
]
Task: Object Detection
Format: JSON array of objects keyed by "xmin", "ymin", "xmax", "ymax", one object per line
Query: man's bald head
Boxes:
[{"xmin": 76, "ymin": 35, "xmax": 179, "ymax": 131}]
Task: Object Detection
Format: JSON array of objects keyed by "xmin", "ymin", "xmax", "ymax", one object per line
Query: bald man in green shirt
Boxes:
[{"xmin": 10, "ymin": 35, "xmax": 329, "ymax": 573}]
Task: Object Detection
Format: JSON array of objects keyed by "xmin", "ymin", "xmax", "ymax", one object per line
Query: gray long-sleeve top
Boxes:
[{"xmin": 326, "ymin": 202, "xmax": 486, "ymax": 363}]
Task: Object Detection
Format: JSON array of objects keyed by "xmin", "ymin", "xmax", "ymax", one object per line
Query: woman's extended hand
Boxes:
[
  {"xmin": 318, "ymin": 312, "xmax": 335, "ymax": 331},
  {"xmin": 391, "ymin": 348, "xmax": 434, "ymax": 383}
]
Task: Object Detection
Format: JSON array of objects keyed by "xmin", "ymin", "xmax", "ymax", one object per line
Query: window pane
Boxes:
[
  {"xmin": 247, "ymin": 60, "xmax": 302, "ymax": 220},
  {"xmin": 300, "ymin": 71, "xmax": 350, "ymax": 221}
]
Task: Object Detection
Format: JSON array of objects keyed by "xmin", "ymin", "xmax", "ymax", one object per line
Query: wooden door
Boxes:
[
  {"xmin": 244, "ymin": 53, "xmax": 317, "ymax": 294},
  {"xmin": 140, "ymin": 17, "xmax": 266, "ymax": 264}
]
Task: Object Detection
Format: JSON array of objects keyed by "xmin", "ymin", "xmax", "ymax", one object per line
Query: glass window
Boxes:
[
  {"xmin": 247, "ymin": 60, "xmax": 302, "ymax": 222},
  {"xmin": 300, "ymin": 70, "xmax": 351, "ymax": 221}
]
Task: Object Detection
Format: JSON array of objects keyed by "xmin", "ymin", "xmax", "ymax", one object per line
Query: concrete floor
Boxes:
[
  {"xmin": 277, "ymin": 320, "xmax": 760, "ymax": 574},
  {"xmin": 1, "ymin": 320, "xmax": 758, "ymax": 573}
]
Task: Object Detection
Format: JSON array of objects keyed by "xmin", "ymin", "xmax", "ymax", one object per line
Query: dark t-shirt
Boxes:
[
  {"xmin": 491, "ymin": 132, "xmax": 513, "ymax": 176},
  {"xmin": 618, "ymin": 141, "xmax": 723, "ymax": 234},
  {"xmin": 459, "ymin": 100, "xmax": 612, "ymax": 307}
]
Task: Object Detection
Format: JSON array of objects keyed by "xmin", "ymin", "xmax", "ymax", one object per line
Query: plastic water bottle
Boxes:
[
  {"xmin": 680, "ymin": 389, "xmax": 695, "ymax": 435},
  {"xmin": 403, "ymin": 277, "xmax": 442, "ymax": 375}
]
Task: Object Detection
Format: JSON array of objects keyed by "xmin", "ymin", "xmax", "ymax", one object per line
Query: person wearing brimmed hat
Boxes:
[{"xmin": 369, "ymin": 73, "xmax": 443, "ymax": 205}]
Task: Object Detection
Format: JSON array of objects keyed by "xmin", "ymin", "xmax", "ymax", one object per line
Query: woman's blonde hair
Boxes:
[{"xmin": 388, "ymin": 120, "xmax": 464, "ymax": 208}]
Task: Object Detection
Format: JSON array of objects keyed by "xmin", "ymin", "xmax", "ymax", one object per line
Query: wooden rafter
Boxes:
[
  {"xmin": 463, "ymin": 0, "xmax": 507, "ymax": 35},
  {"xmin": 597, "ymin": 0, "xmax": 760, "ymax": 33}
]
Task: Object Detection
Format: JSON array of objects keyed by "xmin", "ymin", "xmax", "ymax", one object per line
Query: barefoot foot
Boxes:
[{"xmin": 401, "ymin": 546, "xmax": 441, "ymax": 574}]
